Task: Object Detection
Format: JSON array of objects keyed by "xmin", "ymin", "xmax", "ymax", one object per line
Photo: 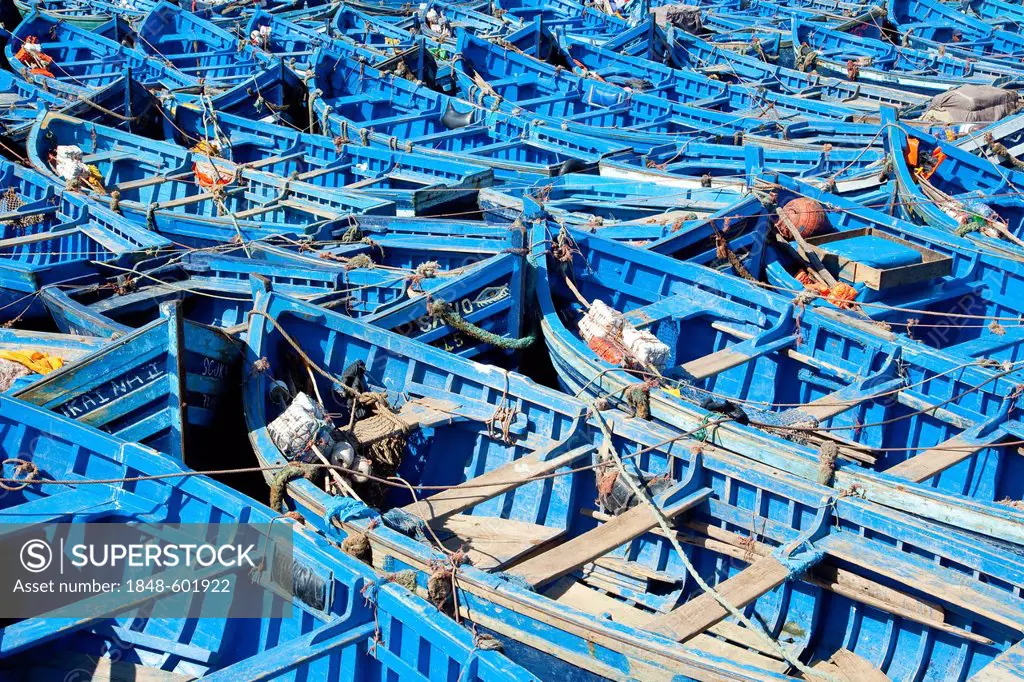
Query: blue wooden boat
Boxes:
[
  {"xmin": 249, "ymin": 8, "xmax": 411, "ymax": 73},
  {"xmin": 245, "ymin": 285, "xmax": 1024, "ymax": 681},
  {"xmin": 326, "ymin": 1, "xmax": 512, "ymax": 55},
  {"xmin": 399, "ymin": 0, "xmax": 524, "ymax": 41},
  {"xmin": 453, "ymin": 30, "xmax": 782, "ymax": 149},
  {"xmin": 598, "ymin": 135, "xmax": 885, "ymax": 186},
  {"xmin": 493, "ymin": 0, "xmax": 629, "ymax": 42},
  {"xmin": 330, "ymin": 3, "xmax": 422, "ymax": 46},
  {"xmin": 881, "ymin": 107, "xmax": 1024, "ymax": 261},
  {"xmin": 168, "ymin": 100, "xmax": 494, "ymax": 216},
  {"xmin": 0, "ymin": 159, "xmax": 170, "ymax": 322},
  {"xmin": 0, "ymin": 68, "xmax": 163, "ymax": 142},
  {"xmin": 15, "ymin": 302, "xmax": 196, "ymax": 460},
  {"xmin": 201, "ymin": 58, "xmax": 310, "ymax": 123},
  {"xmin": 55, "ymin": 0, "xmax": 237, "ymax": 28},
  {"xmin": 478, "ymin": 173, "xmax": 748, "ymax": 230},
  {"xmin": 26, "ymin": 113, "xmax": 397, "ymax": 247},
  {"xmin": 710, "ymin": 166, "xmax": 1024, "ymax": 364},
  {"xmin": 51, "ymin": 229, "xmax": 528, "ymax": 356},
  {"xmin": 516, "ymin": 164, "xmax": 1024, "ymax": 365},
  {"xmin": 604, "ymin": 19, "xmax": 931, "ymax": 112},
  {"xmin": 11, "ymin": 0, "xmax": 163, "ymax": 30},
  {"xmin": 889, "ymin": 0, "xmax": 1024, "ymax": 57},
  {"xmin": 39, "ymin": 281, "xmax": 243, "ymax": 431},
  {"xmin": 556, "ymin": 31, "xmax": 862, "ymax": 123},
  {"xmin": 516, "ymin": 181, "xmax": 773, "ymax": 251},
  {"xmin": 307, "ymin": 45, "xmax": 635, "ymax": 182},
  {"xmin": 133, "ymin": 1, "xmax": 268, "ymax": 86},
  {"xmin": 791, "ymin": 16, "xmax": 1018, "ymax": 95},
  {"xmin": 43, "ymin": 222, "xmax": 529, "ymax": 362},
  {"xmin": 967, "ymin": 0, "xmax": 1024, "ymax": 29},
  {"xmin": 0, "ymin": 398, "xmax": 538, "ymax": 682},
  {"xmin": 4, "ymin": 11, "xmax": 200, "ymax": 91},
  {"xmin": 531, "ymin": 220, "xmax": 1024, "ymax": 543},
  {"xmin": 698, "ymin": 13, "xmax": 789, "ymax": 53},
  {"xmin": 188, "ymin": 0, "xmax": 334, "ymax": 29}
]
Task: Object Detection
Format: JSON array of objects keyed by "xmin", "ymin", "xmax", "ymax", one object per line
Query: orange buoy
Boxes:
[{"xmin": 778, "ymin": 197, "xmax": 827, "ymax": 239}]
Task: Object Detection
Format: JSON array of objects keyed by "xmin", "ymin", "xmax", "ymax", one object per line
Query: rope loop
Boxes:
[{"xmin": 0, "ymin": 458, "xmax": 38, "ymax": 491}]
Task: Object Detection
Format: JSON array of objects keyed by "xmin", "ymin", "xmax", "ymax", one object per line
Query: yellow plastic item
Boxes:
[{"xmin": 0, "ymin": 350, "xmax": 64, "ymax": 374}]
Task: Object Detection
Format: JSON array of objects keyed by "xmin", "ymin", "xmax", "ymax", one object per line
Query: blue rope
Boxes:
[{"xmin": 324, "ymin": 496, "xmax": 379, "ymax": 539}]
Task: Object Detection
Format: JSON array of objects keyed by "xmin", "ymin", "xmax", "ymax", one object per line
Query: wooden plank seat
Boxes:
[
  {"xmin": 812, "ymin": 648, "xmax": 893, "ymax": 682},
  {"xmin": 507, "ymin": 480, "xmax": 713, "ymax": 589},
  {"xmin": 648, "ymin": 555, "xmax": 795, "ymax": 643},
  {"xmin": 403, "ymin": 442, "xmax": 596, "ymax": 524},
  {"xmin": 430, "ymin": 514, "xmax": 566, "ymax": 570},
  {"xmin": 883, "ymin": 406, "xmax": 1013, "ymax": 482}
]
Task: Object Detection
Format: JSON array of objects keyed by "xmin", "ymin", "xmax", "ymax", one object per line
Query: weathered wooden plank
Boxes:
[
  {"xmin": 277, "ymin": 199, "xmax": 341, "ymax": 219},
  {"xmin": 883, "ymin": 434, "xmax": 999, "ymax": 482},
  {"xmin": 650, "ymin": 556, "xmax": 792, "ymax": 643},
  {"xmin": 432, "ymin": 515, "xmax": 565, "ymax": 570},
  {"xmin": 798, "ymin": 378, "xmax": 903, "ymax": 421},
  {"xmin": 682, "ymin": 334, "xmax": 796, "ymax": 381},
  {"xmin": 5, "ymin": 653, "xmax": 196, "ymax": 682},
  {"xmin": 675, "ymin": 522, "xmax": 992, "ymax": 644},
  {"xmin": 542, "ymin": 578, "xmax": 790, "ymax": 675},
  {"xmin": 113, "ymin": 171, "xmax": 192, "ymax": 192},
  {"xmin": 508, "ymin": 487, "xmax": 712, "ymax": 589},
  {"xmin": 824, "ymin": 534, "xmax": 1024, "ymax": 632},
  {"xmin": 812, "ymin": 648, "xmax": 890, "ymax": 682},
  {"xmin": 404, "ymin": 443, "xmax": 595, "ymax": 523}
]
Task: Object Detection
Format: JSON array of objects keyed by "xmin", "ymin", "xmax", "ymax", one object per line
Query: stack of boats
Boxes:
[{"xmin": 3, "ymin": 0, "xmax": 1024, "ymax": 678}]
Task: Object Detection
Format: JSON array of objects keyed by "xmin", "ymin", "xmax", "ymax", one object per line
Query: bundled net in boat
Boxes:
[
  {"xmin": 666, "ymin": 378, "xmax": 817, "ymax": 444},
  {"xmin": 578, "ymin": 300, "xmax": 670, "ymax": 369}
]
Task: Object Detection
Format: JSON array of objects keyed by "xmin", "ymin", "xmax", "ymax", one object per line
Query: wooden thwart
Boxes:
[
  {"xmin": 543, "ymin": 577, "xmax": 791, "ymax": 675},
  {"xmin": 582, "ymin": 511, "xmax": 991, "ymax": 644},
  {"xmin": 507, "ymin": 486, "xmax": 712, "ymax": 589},
  {"xmin": 884, "ymin": 434, "xmax": 997, "ymax": 482},
  {"xmin": 649, "ymin": 556, "xmax": 791, "ymax": 642},
  {"xmin": 682, "ymin": 334, "xmax": 796, "ymax": 381},
  {"xmin": 3, "ymin": 652, "xmax": 196, "ymax": 682},
  {"xmin": 812, "ymin": 648, "xmax": 891, "ymax": 682},
  {"xmin": 797, "ymin": 377, "xmax": 903, "ymax": 421},
  {"xmin": 431, "ymin": 515, "xmax": 565, "ymax": 570},
  {"xmin": 403, "ymin": 443, "xmax": 595, "ymax": 524}
]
